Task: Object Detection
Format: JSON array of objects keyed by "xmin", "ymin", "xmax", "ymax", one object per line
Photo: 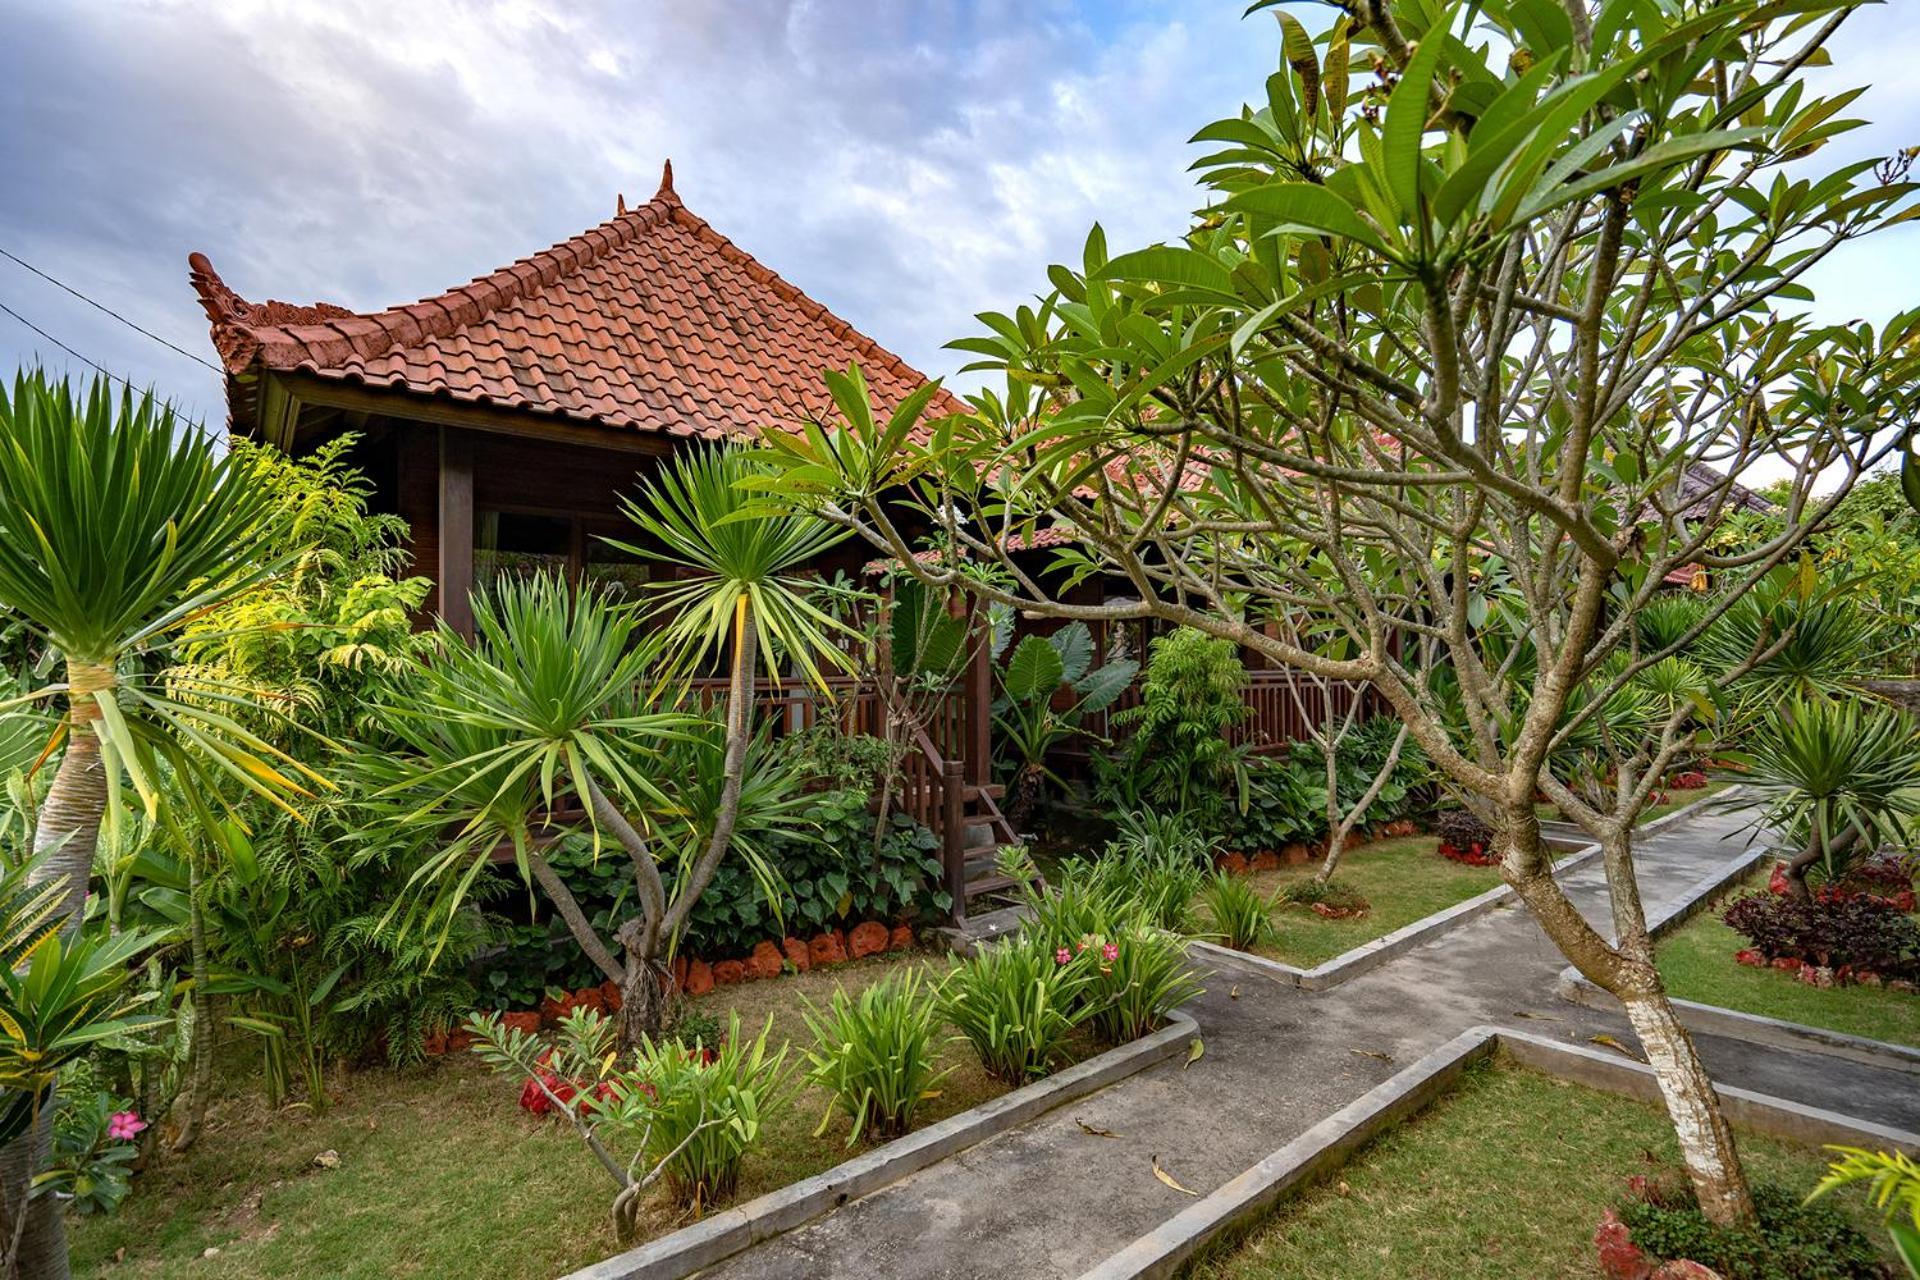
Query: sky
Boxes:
[{"xmin": 1, "ymin": 0, "xmax": 1917, "ymax": 446}]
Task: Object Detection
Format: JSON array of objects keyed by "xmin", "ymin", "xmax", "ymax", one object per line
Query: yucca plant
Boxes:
[
  {"xmin": 941, "ymin": 932, "xmax": 1089, "ymax": 1085},
  {"xmin": 1077, "ymin": 924, "xmax": 1205, "ymax": 1045},
  {"xmin": 801, "ymin": 968, "xmax": 952, "ymax": 1143},
  {"xmin": 628, "ymin": 1012, "xmax": 794, "ymax": 1209},
  {"xmin": 1198, "ymin": 871, "xmax": 1274, "ymax": 952},
  {"xmin": 369, "ymin": 578, "xmax": 691, "ymax": 1041},
  {"xmin": 1728, "ymin": 697, "xmax": 1920, "ymax": 898},
  {"xmin": 1699, "ymin": 576, "xmax": 1883, "ymax": 708},
  {"xmin": 1808, "ymin": 1147, "xmax": 1920, "ymax": 1277}
]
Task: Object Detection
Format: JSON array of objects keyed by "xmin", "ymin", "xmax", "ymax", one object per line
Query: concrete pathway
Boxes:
[{"xmin": 699, "ymin": 804, "xmax": 1920, "ymax": 1280}]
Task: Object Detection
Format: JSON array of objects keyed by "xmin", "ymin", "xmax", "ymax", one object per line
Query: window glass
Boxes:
[{"xmin": 475, "ymin": 510, "xmax": 570, "ymax": 588}]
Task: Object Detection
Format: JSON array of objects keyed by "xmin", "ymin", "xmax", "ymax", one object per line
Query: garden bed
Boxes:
[
  {"xmin": 69, "ymin": 954, "xmax": 1027, "ymax": 1280},
  {"xmin": 1656, "ymin": 869, "xmax": 1920, "ymax": 1050},
  {"xmin": 1188, "ymin": 1060, "xmax": 1896, "ymax": 1280}
]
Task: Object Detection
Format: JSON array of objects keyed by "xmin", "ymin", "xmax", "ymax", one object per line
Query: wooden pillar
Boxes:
[
  {"xmin": 942, "ymin": 759, "xmax": 966, "ymax": 925},
  {"xmin": 964, "ymin": 602, "xmax": 992, "ymax": 787},
  {"xmin": 438, "ymin": 426, "xmax": 475, "ymax": 637}
]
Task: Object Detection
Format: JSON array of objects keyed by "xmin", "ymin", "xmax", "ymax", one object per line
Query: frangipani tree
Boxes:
[{"xmin": 762, "ymin": 1, "xmax": 1920, "ymax": 1226}]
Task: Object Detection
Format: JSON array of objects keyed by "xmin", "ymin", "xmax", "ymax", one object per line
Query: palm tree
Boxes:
[
  {"xmin": 0, "ymin": 371, "xmax": 323, "ymax": 1280},
  {"xmin": 379, "ymin": 445, "xmax": 851, "ymax": 1042}
]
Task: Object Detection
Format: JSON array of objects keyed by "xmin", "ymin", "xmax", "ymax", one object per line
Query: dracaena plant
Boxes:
[
  {"xmin": 760, "ymin": 0, "xmax": 1920, "ymax": 1228},
  {"xmin": 376, "ymin": 445, "xmax": 851, "ymax": 1044}
]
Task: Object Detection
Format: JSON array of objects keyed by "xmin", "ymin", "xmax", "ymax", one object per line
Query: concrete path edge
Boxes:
[
  {"xmin": 561, "ymin": 1009, "xmax": 1200, "ymax": 1280},
  {"xmin": 1073, "ymin": 1022, "xmax": 1918, "ymax": 1280},
  {"xmin": 1195, "ymin": 787, "xmax": 1744, "ymax": 993}
]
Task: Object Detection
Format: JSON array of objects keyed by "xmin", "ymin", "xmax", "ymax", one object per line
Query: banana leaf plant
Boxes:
[{"xmin": 991, "ymin": 622, "xmax": 1136, "ymax": 829}]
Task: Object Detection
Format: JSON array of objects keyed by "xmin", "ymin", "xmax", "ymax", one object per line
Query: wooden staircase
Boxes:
[{"xmin": 912, "ymin": 727, "xmax": 1025, "ymax": 922}]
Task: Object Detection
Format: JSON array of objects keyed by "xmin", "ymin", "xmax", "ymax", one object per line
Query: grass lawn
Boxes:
[
  {"xmin": 1656, "ymin": 872, "xmax": 1920, "ymax": 1049},
  {"xmin": 1192, "ymin": 1060, "xmax": 1896, "ymax": 1280},
  {"xmin": 1226, "ymin": 836, "xmax": 1502, "ymax": 969},
  {"xmin": 70, "ymin": 952, "xmax": 1007, "ymax": 1280}
]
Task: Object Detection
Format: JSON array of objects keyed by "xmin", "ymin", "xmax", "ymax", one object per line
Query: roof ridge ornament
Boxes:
[{"xmin": 656, "ymin": 158, "xmax": 676, "ymax": 202}]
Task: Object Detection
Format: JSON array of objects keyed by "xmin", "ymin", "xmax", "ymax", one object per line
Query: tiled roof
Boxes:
[{"xmin": 190, "ymin": 161, "xmax": 964, "ymax": 440}]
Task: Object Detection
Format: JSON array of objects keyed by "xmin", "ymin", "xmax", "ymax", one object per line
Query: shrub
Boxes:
[
  {"xmin": 1100, "ymin": 627, "xmax": 1251, "ymax": 828},
  {"xmin": 627, "ymin": 1012, "xmax": 795, "ymax": 1207},
  {"xmin": 1720, "ymin": 891, "xmax": 1920, "ymax": 980},
  {"xmin": 1620, "ymin": 1181, "xmax": 1882, "ymax": 1280},
  {"xmin": 1435, "ymin": 809, "xmax": 1496, "ymax": 864},
  {"xmin": 1076, "ymin": 924, "xmax": 1204, "ymax": 1044},
  {"xmin": 1199, "ymin": 872, "xmax": 1273, "ymax": 951},
  {"xmin": 1225, "ymin": 753, "xmax": 1324, "ymax": 851},
  {"xmin": 801, "ymin": 968, "xmax": 951, "ymax": 1143},
  {"xmin": 941, "ymin": 933, "xmax": 1089, "ymax": 1084},
  {"xmin": 1019, "ymin": 859, "xmax": 1137, "ymax": 958}
]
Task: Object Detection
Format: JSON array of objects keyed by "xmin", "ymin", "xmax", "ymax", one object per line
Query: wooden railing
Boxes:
[
  {"xmin": 686, "ymin": 673, "xmax": 979, "ymax": 923},
  {"xmin": 1096, "ymin": 668, "xmax": 1382, "ymax": 754}
]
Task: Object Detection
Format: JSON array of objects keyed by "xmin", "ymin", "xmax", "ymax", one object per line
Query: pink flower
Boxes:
[
  {"xmin": 107, "ymin": 1111, "xmax": 146, "ymax": 1142},
  {"xmin": 1101, "ymin": 943, "xmax": 1119, "ymax": 963},
  {"xmin": 1055, "ymin": 947, "xmax": 1071, "ymax": 965}
]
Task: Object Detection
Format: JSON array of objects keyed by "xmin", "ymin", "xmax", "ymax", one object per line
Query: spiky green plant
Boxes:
[
  {"xmin": 940, "ymin": 933, "xmax": 1089, "ymax": 1085},
  {"xmin": 0, "ymin": 372, "xmax": 325, "ymax": 928},
  {"xmin": 801, "ymin": 968, "xmax": 952, "ymax": 1143},
  {"xmin": 1728, "ymin": 697, "xmax": 1920, "ymax": 896},
  {"xmin": 628, "ymin": 1012, "xmax": 794, "ymax": 1209},
  {"xmin": 1808, "ymin": 1147, "xmax": 1920, "ymax": 1277},
  {"xmin": 1198, "ymin": 871, "xmax": 1274, "ymax": 952}
]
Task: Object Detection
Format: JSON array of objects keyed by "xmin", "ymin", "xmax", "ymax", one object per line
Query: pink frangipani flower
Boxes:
[
  {"xmin": 1101, "ymin": 942, "xmax": 1119, "ymax": 963},
  {"xmin": 1054, "ymin": 947, "xmax": 1072, "ymax": 966},
  {"xmin": 107, "ymin": 1111, "xmax": 147, "ymax": 1142}
]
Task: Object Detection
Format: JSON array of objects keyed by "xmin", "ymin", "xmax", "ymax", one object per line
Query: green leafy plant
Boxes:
[
  {"xmin": 940, "ymin": 933, "xmax": 1088, "ymax": 1085},
  {"xmin": 1621, "ymin": 1181, "xmax": 1882, "ymax": 1280},
  {"xmin": 628, "ymin": 1011, "xmax": 794, "ymax": 1209},
  {"xmin": 1809, "ymin": 1147, "xmax": 1920, "ymax": 1277},
  {"xmin": 44, "ymin": 1086, "xmax": 142, "ymax": 1216},
  {"xmin": 1729, "ymin": 697, "xmax": 1920, "ymax": 898},
  {"xmin": 991, "ymin": 621, "xmax": 1137, "ymax": 827},
  {"xmin": 1075, "ymin": 925, "xmax": 1204, "ymax": 1045},
  {"xmin": 801, "ymin": 968, "xmax": 951, "ymax": 1144},
  {"xmin": 1199, "ymin": 872, "xmax": 1273, "ymax": 951},
  {"xmin": 466, "ymin": 1006, "xmax": 786, "ymax": 1236},
  {"xmin": 1101, "ymin": 628, "xmax": 1250, "ymax": 829}
]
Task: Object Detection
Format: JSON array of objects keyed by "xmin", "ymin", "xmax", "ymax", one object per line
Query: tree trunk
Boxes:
[
  {"xmin": 0, "ymin": 1101, "xmax": 65, "ymax": 1280},
  {"xmin": 172, "ymin": 863, "xmax": 214, "ymax": 1152},
  {"xmin": 616, "ymin": 952, "xmax": 668, "ymax": 1045},
  {"xmin": 3, "ymin": 696, "xmax": 110, "ymax": 1280},
  {"xmin": 1620, "ymin": 990, "xmax": 1756, "ymax": 1227},
  {"xmin": 30, "ymin": 711, "xmax": 106, "ymax": 934},
  {"xmin": 1498, "ymin": 814, "xmax": 1757, "ymax": 1229}
]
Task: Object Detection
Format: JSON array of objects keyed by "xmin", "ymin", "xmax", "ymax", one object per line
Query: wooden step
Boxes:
[{"xmin": 962, "ymin": 874, "xmax": 1021, "ymax": 899}]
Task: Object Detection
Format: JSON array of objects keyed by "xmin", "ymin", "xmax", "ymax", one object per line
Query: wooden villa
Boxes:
[{"xmin": 189, "ymin": 162, "xmax": 1038, "ymax": 916}]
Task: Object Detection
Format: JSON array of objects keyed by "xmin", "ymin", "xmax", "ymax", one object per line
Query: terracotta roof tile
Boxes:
[{"xmin": 190, "ymin": 161, "xmax": 963, "ymax": 440}]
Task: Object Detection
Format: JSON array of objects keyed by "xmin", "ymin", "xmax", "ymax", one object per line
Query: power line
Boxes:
[
  {"xmin": 0, "ymin": 295, "xmax": 224, "ymax": 445},
  {"xmin": 0, "ymin": 246, "xmax": 222, "ymax": 374}
]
